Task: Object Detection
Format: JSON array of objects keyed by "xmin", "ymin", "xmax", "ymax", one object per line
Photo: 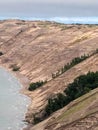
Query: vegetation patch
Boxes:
[
  {"xmin": 52, "ymin": 54, "xmax": 89, "ymax": 79},
  {"xmin": 52, "ymin": 49, "xmax": 98, "ymax": 79},
  {"xmin": 0, "ymin": 51, "xmax": 3, "ymax": 56},
  {"xmin": 11, "ymin": 64, "xmax": 20, "ymax": 71},
  {"xmin": 28, "ymin": 80, "xmax": 47, "ymax": 91},
  {"xmin": 45, "ymin": 71, "xmax": 98, "ymax": 116},
  {"xmin": 33, "ymin": 114, "xmax": 42, "ymax": 124}
]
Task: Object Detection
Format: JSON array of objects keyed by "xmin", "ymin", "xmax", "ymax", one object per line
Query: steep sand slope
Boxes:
[
  {"xmin": 0, "ymin": 20, "xmax": 98, "ymax": 129},
  {"xmin": 0, "ymin": 20, "xmax": 98, "ymax": 82}
]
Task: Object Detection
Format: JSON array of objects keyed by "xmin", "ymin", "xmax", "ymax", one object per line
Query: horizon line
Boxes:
[{"xmin": 0, "ymin": 16, "xmax": 98, "ymax": 24}]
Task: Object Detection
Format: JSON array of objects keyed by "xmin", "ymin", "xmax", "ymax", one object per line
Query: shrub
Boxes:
[
  {"xmin": 51, "ymin": 48, "xmax": 98, "ymax": 79},
  {"xmin": 12, "ymin": 65, "xmax": 20, "ymax": 71},
  {"xmin": 52, "ymin": 54, "xmax": 89, "ymax": 79},
  {"xmin": 28, "ymin": 80, "xmax": 47, "ymax": 91},
  {"xmin": 0, "ymin": 51, "xmax": 3, "ymax": 56},
  {"xmin": 33, "ymin": 115, "xmax": 42, "ymax": 124}
]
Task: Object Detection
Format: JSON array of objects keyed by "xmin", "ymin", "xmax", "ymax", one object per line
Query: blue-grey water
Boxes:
[{"xmin": 0, "ymin": 68, "xmax": 30, "ymax": 130}]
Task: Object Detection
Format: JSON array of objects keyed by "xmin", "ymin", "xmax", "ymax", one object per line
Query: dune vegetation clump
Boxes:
[
  {"xmin": 28, "ymin": 80, "xmax": 47, "ymax": 91},
  {"xmin": 52, "ymin": 54, "xmax": 89, "ymax": 79},
  {"xmin": 52, "ymin": 49, "xmax": 98, "ymax": 79},
  {"xmin": 0, "ymin": 51, "xmax": 3, "ymax": 56},
  {"xmin": 11, "ymin": 65, "xmax": 20, "ymax": 71},
  {"xmin": 45, "ymin": 71, "xmax": 98, "ymax": 116}
]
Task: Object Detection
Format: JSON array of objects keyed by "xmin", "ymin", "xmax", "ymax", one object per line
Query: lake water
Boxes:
[{"xmin": 0, "ymin": 68, "xmax": 30, "ymax": 130}]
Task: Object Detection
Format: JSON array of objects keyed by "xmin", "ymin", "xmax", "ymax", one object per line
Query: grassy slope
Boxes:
[{"xmin": 32, "ymin": 88, "xmax": 98, "ymax": 130}]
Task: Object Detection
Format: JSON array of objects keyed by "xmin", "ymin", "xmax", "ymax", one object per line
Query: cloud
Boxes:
[
  {"xmin": 0, "ymin": 0, "xmax": 98, "ymax": 18},
  {"xmin": 0, "ymin": 0, "xmax": 98, "ymax": 5}
]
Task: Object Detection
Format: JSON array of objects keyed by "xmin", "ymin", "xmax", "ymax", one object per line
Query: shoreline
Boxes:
[{"xmin": 0, "ymin": 64, "xmax": 33, "ymax": 130}]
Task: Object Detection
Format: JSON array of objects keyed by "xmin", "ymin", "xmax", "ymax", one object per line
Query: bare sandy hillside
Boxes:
[{"xmin": 0, "ymin": 20, "xmax": 98, "ymax": 130}]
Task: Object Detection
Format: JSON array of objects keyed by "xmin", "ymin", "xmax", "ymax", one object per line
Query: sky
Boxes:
[{"xmin": 0, "ymin": 0, "xmax": 98, "ymax": 23}]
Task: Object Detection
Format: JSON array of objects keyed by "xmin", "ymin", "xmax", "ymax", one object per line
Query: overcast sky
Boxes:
[{"xmin": 0, "ymin": 0, "xmax": 98, "ymax": 19}]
